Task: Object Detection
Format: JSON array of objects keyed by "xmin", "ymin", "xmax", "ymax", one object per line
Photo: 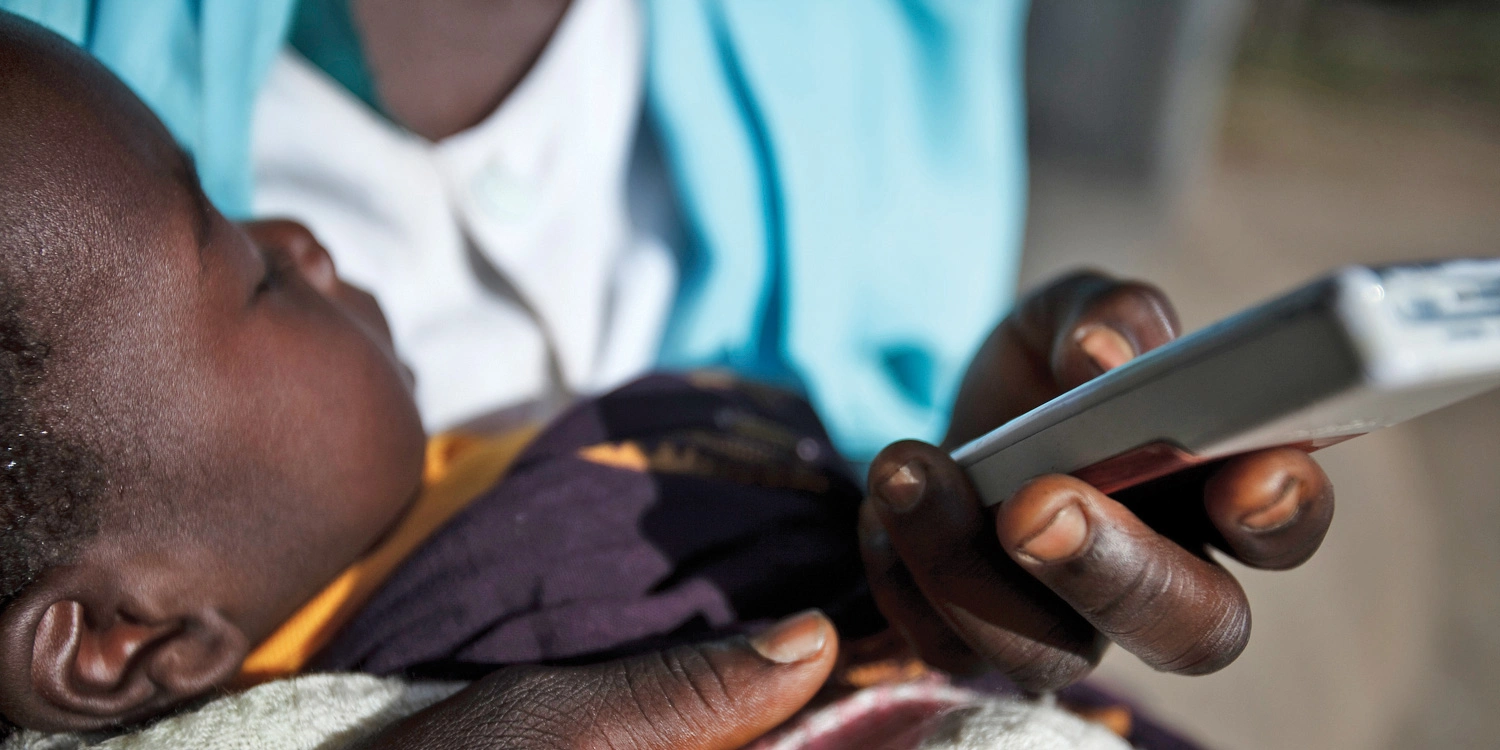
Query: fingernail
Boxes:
[
  {"xmin": 750, "ymin": 610, "xmax": 828, "ymax": 664},
  {"xmin": 1018, "ymin": 502, "xmax": 1090, "ymax": 563},
  {"xmin": 1241, "ymin": 477, "xmax": 1302, "ymax": 531},
  {"xmin": 1077, "ymin": 326, "xmax": 1136, "ymax": 372},
  {"xmin": 877, "ymin": 461, "xmax": 925, "ymax": 513}
]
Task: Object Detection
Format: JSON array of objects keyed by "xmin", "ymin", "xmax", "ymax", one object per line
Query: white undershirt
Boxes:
[{"xmin": 250, "ymin": 0, "xmax": 677, "ymax": 430}]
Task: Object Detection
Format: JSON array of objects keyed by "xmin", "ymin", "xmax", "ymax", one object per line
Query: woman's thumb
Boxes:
[
  {"xmin": 588, "ymin": 609, "xmax": 838, "ymax": 750},
  {"xmin": 368, "ymin": 610, "xmax": 838, "ymax": 750}
]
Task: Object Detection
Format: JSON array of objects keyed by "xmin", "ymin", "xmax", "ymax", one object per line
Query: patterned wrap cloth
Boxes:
[{"xmin": 311, "ymin": 374, "xmax": 1204, "ymax": 749}]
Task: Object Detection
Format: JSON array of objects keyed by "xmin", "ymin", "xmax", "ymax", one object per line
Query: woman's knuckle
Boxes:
[
  {"xmin": 1158, "ymin": 596, "xmax": 1251, "ymax": 675},
  {"xmin": 595, "ymin": 644, "xmax": 739, "ymax": 747},
  {"xmin": 1079, "ymin": 555, "xmax": 1164, "ymax": 628},
  {"xmin": 661, "ymin": 644, "xmax": 734, "ymax": 711},
  {"xmin": 1069, "ymin": 552, "xmax": 1250, "ymax": 675}
]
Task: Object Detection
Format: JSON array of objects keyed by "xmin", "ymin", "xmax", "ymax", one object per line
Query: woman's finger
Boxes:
[
  {"xmin": 1203, "ymin": 448, "xmax": 1336, "ymax": 570},
  {"xmin": 1045, "ymin": 278, "xmax": 1180, "ymax": 392},
  {"xmin": 944, "ymin": 271, "xmax": 1180, "ymax": 449},
  {"xmin": 995, "ymin": 475, "xmax": 1252, "ymax": 676},
  {"xmin": 366, "ymin": 611, "xmax": 839, "ymax": 750},
  {"xmin": 857, "ymin": 500, "xmax": 983, "ymax": 675},
  {"xmin": 867, "ymin": 441, "xmax": 1105, "ymax": 692}
]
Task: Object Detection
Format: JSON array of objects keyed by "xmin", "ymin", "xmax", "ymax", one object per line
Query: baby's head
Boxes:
[{"xmin": 0, "ymin": 15, "xmax": 426, "ymax": 732}]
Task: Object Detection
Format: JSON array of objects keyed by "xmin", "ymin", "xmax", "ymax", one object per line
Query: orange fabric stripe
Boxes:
[
  {"xmin": 577, "ymin": 440, "xmax": 650, "ymax": 472},
  {"xmin": 236, "ymin": 427, "xmax": 539, "ymax": 686}
]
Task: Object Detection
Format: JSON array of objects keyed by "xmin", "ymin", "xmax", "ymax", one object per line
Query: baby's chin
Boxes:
[{"xmin": 745, "ymin": 677, "xmax": 1132, "ymax": 750}]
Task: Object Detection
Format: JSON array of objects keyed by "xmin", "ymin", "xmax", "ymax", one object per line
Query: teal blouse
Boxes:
[{"xmin": 3, "ymin": 0, "xmax": 1028, "ymax": 459}]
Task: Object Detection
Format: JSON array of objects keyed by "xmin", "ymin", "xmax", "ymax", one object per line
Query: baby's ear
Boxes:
[{"xmin": 0, "ymin": 569, "xmax": 249, "ymax": 732}]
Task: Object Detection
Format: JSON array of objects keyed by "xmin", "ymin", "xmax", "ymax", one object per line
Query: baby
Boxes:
[
  {"xmin": 0, "ymin": 14, "xmax": 426, "ymax": 730},
  {"xmin": 0, "ymin": 12, "xmax": 1334, "ymax": 750}
]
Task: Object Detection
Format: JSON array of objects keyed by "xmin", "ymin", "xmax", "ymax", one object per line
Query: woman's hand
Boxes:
[
  {"xmin": 364, "ymin": 611, "xmax": 837, "ymax": 750},
  {"xmin": 860, "ymin": 271, "xmax": 1335, "ymax": 691}
]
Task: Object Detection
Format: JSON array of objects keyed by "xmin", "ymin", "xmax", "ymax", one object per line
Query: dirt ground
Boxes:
[{"xmin": 1020, "ymin": 67, "xmax": 1500, "ymax": 749}]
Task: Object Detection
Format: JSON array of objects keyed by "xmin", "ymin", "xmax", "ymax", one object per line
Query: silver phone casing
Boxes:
[{"xmin": 954, "ymin": 261, "xmax": 1500, "ymax": 507}]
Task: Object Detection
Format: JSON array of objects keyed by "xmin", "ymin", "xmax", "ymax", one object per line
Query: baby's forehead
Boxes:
[
  {"xmin": 1, "ymin": 17, "xmax": 230, "ymax": 440},
  {"xmin": 1, "ymin": 20, "xmax": 208, "ymax": 298},
  {"xmin": 2, "ymin": 17, "xmax": 194, "ymax": 211}
]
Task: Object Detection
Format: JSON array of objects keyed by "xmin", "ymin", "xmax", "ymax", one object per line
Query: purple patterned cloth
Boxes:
[{"xmin": 314, "ymin": 375, "xmax": 1204, "ymax": 749}]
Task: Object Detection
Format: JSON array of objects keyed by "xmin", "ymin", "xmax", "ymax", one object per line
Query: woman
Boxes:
[{"xmin": 0, "ymin": 3, "xmax": 1337, "ymax": 748}]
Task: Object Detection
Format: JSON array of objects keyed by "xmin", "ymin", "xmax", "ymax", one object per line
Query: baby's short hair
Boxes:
[
  {"xmin": 0, "ymin": 14, "xmax": 123, "ymax": 608},
  {"xmin": 0, "ymin": 223, "xmax": 108, "ymax": 608}
]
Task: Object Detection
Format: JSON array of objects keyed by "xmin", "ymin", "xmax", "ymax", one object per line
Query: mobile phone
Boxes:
[{"xmin": 952, "ymin": 259, "xmax": 1500, "ymax": 507}]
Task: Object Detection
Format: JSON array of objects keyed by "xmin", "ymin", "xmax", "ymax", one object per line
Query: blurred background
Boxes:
[{"xmin": 1020, "ymin": 0, "xmax": 1500, "ymax": 747}]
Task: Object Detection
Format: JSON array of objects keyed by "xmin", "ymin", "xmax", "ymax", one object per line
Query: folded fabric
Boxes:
[{"xmin": 313, "ymin": 373, "xmax": 876, "ymax": 675}]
